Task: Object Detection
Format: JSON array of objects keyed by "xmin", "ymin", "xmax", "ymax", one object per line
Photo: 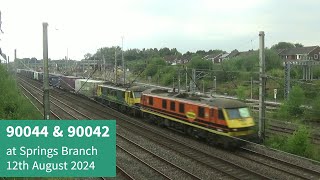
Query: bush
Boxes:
[
  {"xmin": 266, "ymin": 125, "xmax": 319, "ymax": 160},
  {"xmin": 266, "ymin": 135, "xmax": 287, "ymax": 150},
  {"xmin": 284, "ymin": 125, "xmax": 313, "ymax": 158},
  {"xmin": 275, "ymin": 86, "xmax": 305, "ymax": 120},
  {"xmin": 236, "ymin": 86, "xmax": 246, "ymax": 101}
]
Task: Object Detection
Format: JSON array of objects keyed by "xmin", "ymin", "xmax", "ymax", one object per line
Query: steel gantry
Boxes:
[{"xmin": 284, "ymin": 60, "xmax": 320, "ymax": 99}]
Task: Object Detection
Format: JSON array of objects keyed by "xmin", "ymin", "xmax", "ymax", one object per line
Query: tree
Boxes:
[
  {"xmin": 170, "ymin": 48, "xmax": 181, "ymax": 56},
  {"xmin": 265, "ymin": 49, "xmax": 282, "ymax": 71},
  {"xmin": 287, "ymin": 86, "xmax": 305, "ymax": 116},
  {"xmin": 84, "ymin": 53, "xmax": 92, "ymax": 60},
  {"xmin": 187, "ymin": 55, "xmax": 212, "ymax": 70},
  {"xmin": 144, "ymin": 57, "xmax": 166, "ymax": 77},
  {"xmin": 236, "ymin": 86, "xmax": 246, "ymax": 101},
  {"xmin": 306, "ymin": 95, "xmax": 320, "ymax": 121},
  {"xmin": 30, "ymin": 57, "xmax": 37, "ymax": 63},
  {"xmin": 277, "ymin": 86, "xmax": 305, "ymax": 119},
  {"xmin": 196, "ymin": 50, "xmax": 206, "ymax": 56},
  {"xmin": 208, "ymin": 49, "xmax": 224, "ymax": 55},
  {"xmin": 294, "ymin": 43, "xmax": 304, "ymax": 48},
  {"xmin": 284, "ymin": 125, "xmax": 313, "ymax": 157},
  {"xmin": 159, "ymin": 47, "xmax": 171, "ymax": 57},
  {"xmin": 125, "ymin": 49, "xmax": 142, "ymax": 61},
  {"xmin": 271, "ymin": 42, "xmax": 295, "ymax": 50}
]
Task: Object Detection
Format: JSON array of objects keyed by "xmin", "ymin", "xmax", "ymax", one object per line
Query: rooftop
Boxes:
[{"xmin": 279, "ymin": 46, "xmax": 319, "ymax": 55}]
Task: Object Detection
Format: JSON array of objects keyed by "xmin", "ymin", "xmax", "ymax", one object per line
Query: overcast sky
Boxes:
[{"xmin": 0, "ymin": 0, "xmax": 319, "ymax": 61}]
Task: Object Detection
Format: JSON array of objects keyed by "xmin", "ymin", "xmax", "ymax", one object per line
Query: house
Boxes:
[
  {"xmin": 279, "ymin": 46, "xmax": 320, "ymax": 60},
  {"xmin": 218, "ymin": 49, "xmax": 239, "ymax": 62},
  {"xmin": 203, "ymin": 53, "xmax": 223, "ymax": 63},
  {"xmin": 203, "ymin": 49, "xmax": 240, "ymax": 63}
]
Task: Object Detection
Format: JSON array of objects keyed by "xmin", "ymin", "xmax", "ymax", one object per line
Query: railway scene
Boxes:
[{"xmin": 1, "ymin": 0, "xmax": 320, "ymax": 180}]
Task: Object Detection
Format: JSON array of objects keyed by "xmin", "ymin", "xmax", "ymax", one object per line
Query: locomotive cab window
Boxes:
[
  {"xmin": 149, "ymin": 97, "xmax": 153, "ymax": 105},
  {"xmin": 226, "ymin": 108, "xmax": 250, "ymax": 119},
  {"xmin": 129, "ymin": 92, "xmax": 134, "ymax": 98},
  {"xmin": 198, "ymin": 107, "xmax": 205, "ymax": 118},
  {"xmin": 179, "ymin": 103, "xmax": 184, "ymax": 113},
  {"xmin": 170, "ymin": 101, "xmax": 175, "ymax": 111},
  {"xmin": 218, "ymin": 110, "xmax": 225, "ymax": 120},
  {"xmin": 134, "ymin": 91, "xmax": 142, "ymax": 98},
  {"xmin": 162, "ymin": 99, "xmax": 167, "ymax": 109}
]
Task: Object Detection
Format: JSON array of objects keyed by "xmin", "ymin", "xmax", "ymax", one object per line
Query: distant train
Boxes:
[{"xmin": 17, "ymin": 69, "xmax": 256, "ymax": 148}]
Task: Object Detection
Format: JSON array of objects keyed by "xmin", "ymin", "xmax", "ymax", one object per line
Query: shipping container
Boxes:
[
  {"xmin": 60, "ymin": 76, "xmax": 82, "ymax": 92},
  {"xmin": 75, "ymin": 79, "xmax": 104, "ymax": 98},
  {"xmin": 49, "ymin": 73, "xmax": 63, "ymax": 88}
]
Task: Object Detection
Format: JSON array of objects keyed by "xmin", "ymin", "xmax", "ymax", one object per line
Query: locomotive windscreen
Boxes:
[{"xmin": 226, "ymin": 108, "xmax": 251, "ymax": 119}]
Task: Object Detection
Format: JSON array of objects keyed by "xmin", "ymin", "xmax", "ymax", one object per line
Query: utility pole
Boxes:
[
  {"xmin": 114, "ymin": 48, "xmax": 117, "ymax": 84},
  {"xmin": 213, "ymin": 76, "xmax": 217, "ymax": 96},
  {"xmin": 122, "ymin": 36, "xmax": 125, "ymax": 85},
  {"xmin": 173, "ymin": 77, "xmax": 175, "ymax": 89},
  {"xmin": 202, "ymin": 80, "xmax": 204, "ymax": 94},
  {"xmin": 284, "ymin": 62, "xmax": 291, "ymax": 99},
  {"xmin": 258, "ymin": 31, "xmax": 266, "ymax": 142},
  {"xmin": 178, "ymin": 68, "xmax": 181, "ymax": 93},
  {"xmin": 93, "ymin": 56, "xmax": 95, "ymax": 71},
  {"xmin": 103, "ymin": 54, "xmax": 106, "ymax": 81},
  {"xmin": 190, "ymin": 68, "xmax": 196, "ymax": 93},
  {"xmin": 185, "ymin": 66, "xmax": 188, "ymax": 91},
  {"xmin": 157, "ymin": 65, "xmax": 160, "ymax": 85},
  {"xmin": 43, "ymin": 22, "xmax": 50, "ymax": 120},
  {"xmin": 251, "ymin": 76, "xmax": 253, "ymax": 99}
]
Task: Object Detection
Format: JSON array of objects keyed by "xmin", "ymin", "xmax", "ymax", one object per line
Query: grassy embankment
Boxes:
[
  {"xmin": 0, "ymin": 65, "xmax": 42, "ymax": 120},
  {"xmin": 0, "ymin": 66, "xmax": 76, "ymax": 179}
]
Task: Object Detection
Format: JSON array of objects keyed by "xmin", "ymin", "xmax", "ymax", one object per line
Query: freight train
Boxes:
[{"xmin": 17, "ymin": 69, "xmax": 256, "ymax": 147}]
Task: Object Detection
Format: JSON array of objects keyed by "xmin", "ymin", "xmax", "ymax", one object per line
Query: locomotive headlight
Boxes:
[{"xmin": 233, "ymin": 129, "xmax": 238, "ymax": 131}]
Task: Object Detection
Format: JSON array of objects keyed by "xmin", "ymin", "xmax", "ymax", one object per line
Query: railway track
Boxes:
[
  {"xmin": 30, "ymin": 83, "xmax": 271, "ymax": 179},
  {"xmin": 18, "ymin": 76, "xmax": 207, "ymax": 179},
  {"xmin": 17, "ymin": 75, "xmax": 320, "ymax": 179},
  {"xmin": 18, "ymin": 77, "xmax": 137, "ymax": 180},
  {"xmin": 118, "ymin": 133, "xmax": 202, "ymax": 179},
  {"xmin": 57, "ymin": 91, "xmax": 320, "ymax": 179},
  {"xmin": 267, "ymin": 121, "xmax": 320, "ymax": 145},
  {"xmin": 237, "ymin": 146, "xmax": 320, "ymax": 179},
  {"xmin": 18, "ymin": 77, "xmax": 91, "ymax": 120},
  {"xmin": 19, "ymin": 81, "xmax": 61, "ymax": 120}
]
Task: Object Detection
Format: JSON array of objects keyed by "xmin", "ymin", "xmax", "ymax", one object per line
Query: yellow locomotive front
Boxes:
[{"xmin": 223, "ymin": 107, "xmax": 255, "ymax": 137}]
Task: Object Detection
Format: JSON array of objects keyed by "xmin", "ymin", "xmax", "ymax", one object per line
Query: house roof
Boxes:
[
  {"xmin": 276, "ymin": 49, "xmax": 286, "ymax": 55},
  {"xmin": 279, "ymin": 46, "xmax": 319, "ymax": 56},
  {"xmin": 221, "ymin": 53, "xmax": 230, "ymax": 58},
  {"xmin": 204, "ymin": 53, "xmax": 222, "ymax": 60},
  {"xmin": 237, "ymin": 50, "xmax": 257, "ymax": 57},
  {"xmin": 228, "ymin": 49, "xmax": 239, "ymax": 58}
]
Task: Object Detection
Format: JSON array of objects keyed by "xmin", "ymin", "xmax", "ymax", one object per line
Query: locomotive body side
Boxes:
[
  {"xmin": 140, "ymin": 88, "xmax": 255, "ymax": 147},
  {"xmin": 95, "ymin": 84, "xmax": 145, "ymax": 115}
]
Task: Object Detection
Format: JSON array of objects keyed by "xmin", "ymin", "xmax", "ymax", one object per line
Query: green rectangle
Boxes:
[{"xmin": 0, "ymin": 120, "xmax": 116, "ymax": 177}]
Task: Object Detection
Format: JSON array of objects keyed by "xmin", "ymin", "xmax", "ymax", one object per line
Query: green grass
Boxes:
[
  {"xmin": 0, "ymin": 65, "xmax": 74, "ymax": 180},
  {"xmin": 0, "ymin": 65, "xmax": 42, "ymax": 120},
  {"xmin": 5, "ymin": 178, "xmax": 76, "ymax": 180}
]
